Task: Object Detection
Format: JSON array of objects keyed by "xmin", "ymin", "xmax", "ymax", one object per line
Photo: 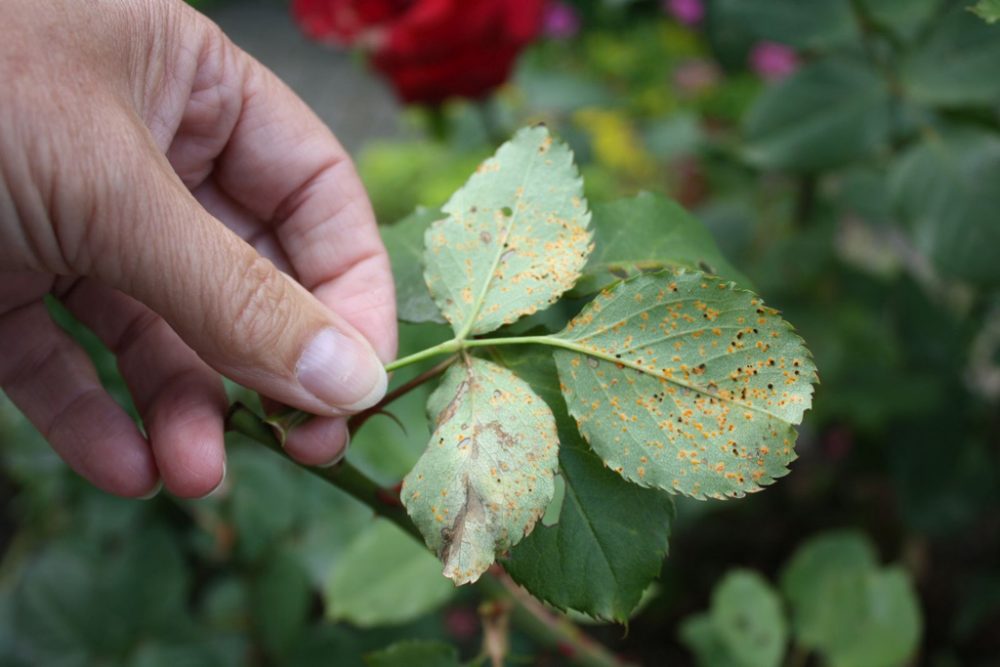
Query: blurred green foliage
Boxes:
[{"xmin": 4, "ymin": 0, "xmax": 1000, "ymax": 665}]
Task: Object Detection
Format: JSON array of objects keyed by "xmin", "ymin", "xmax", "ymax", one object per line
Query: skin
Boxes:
[{"xmin": 0, "ymin": 0, "xmax": 397, "ymax": 498}]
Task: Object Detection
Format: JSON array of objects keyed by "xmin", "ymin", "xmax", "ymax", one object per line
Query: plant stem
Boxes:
[
  {"xmin": 390, "ymin": 332, "xmax": 690, "ymax": 385},
  {"xmin": 228, "ymin": 400, "xmax": 629, "ymax": 667},
  {"xmin": 384, "ymin": 334, "xmax": 551, "ymax": 371},
  {"xmin": 225, "ymin": 403, "xmax": 421, "ymax": 541},
  {"xmin": 349, "ymin": 355, "xmax": 458, "ymax": 433},
  {"xmin": 484, "ymin": 569, "xmax": 634, "ymax": 667},
  {"xmin": 385, "ymin": 338, "xmax": 462, "ymax": 372}
]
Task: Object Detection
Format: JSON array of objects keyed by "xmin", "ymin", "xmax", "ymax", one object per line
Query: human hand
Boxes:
[{"xmin": 0, "ymin": 0, "xmax": 396, "ymax": 498}]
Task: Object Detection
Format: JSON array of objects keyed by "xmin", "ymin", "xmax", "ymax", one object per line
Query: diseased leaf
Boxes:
[
  {"xmin": 423, "ymin": 125, "xmax": 592, "ymax": 336},
  {"xmin": 901, "ymin": 6, "xmax": 1000, "ymax": 105},
  {"xmin": 381, "ymin": 208, "xmax": 446, "ymax": 324},
  {"xmin": 889, "ymin": 128, "xmax": 1000, "ymax": 287},
  {"xmin": 743, "ymin": 60, "xmax": 890, "ymax": 172},
  {"xmin": 402, "ymin": 358, "xmax": 559, "ymax": 584},
  {"xmin": 325, "ymin": 519, "xmax": 454, "ymax": 627},
  {"xmin": 553, "ymin": 271, "xmax": 816, "ymax": 499},
  {"xmin": 780, "ymin": 532, "xmax": 921, "ymax": 667},
  {"xmin": 573, "ymin": 192, "xmax": 751, "ymax": 295},
  {"xmin": 365, "ymin": 640, "xmax": 460, "ymax": 667},
  {"xmin": 498, "ymin": 347, "xmax": 674, "ymax": 622}
]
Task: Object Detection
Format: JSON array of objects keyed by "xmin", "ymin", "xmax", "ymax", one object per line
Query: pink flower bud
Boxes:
[
  {"xmin": 664, "ymin": 0, "xmax": 704, "ymax": 26},
  {"xmin": 750, "ymin": 41, "xmax": 800, "ymax": 82},
  {"xmin": 544, "ymin": 1, "xmax": 581, "ymax": 39}
]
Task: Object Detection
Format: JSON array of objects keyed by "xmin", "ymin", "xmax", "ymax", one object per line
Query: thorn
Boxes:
[{"xmin": 379, "ymin": 409, "xmax": 407, "ymax": 435}]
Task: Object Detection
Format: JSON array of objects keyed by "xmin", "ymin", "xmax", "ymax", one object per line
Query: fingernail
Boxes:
[
  {"xmin": 204, "ymin": 460, "xmax": 227, "ymax": 499},
  {"xmin": 317, "ymin": 431, "xmax": 350, "ymax": 469},
  {"xmin": 297, "ymin": 329, "xmax": 387, "ymax": 412},
  {"xmin": 138, "ymin": 480, "xmax": 163, "ymax": 501}
]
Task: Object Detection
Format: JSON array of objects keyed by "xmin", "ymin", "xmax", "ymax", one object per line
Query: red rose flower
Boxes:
[{"xmin": 292, "ymin": 0, "xmax": 545, "ymax": 105}]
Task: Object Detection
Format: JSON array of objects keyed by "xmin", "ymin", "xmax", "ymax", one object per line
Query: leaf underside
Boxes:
[
  {"xmin": 423, "ymin": 125, "xmax": 592, "ymax": 336},
  {"xmin": 554, "ymin": 270, "xmax": 817, "ymax": 499},
  {"xmin": 402, "ymin": 358, "xmax": 559, "ymax": 584}
]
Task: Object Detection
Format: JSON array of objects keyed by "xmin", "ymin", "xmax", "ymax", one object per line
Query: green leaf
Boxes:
[
  {"xmin": 712, "ymin": 0, "xmax": 858, "ymax": 50},
  {"xmin": 552, "ymin": 271, "xmax": 816, "ymax": 499},
  {"xmin": 680, "ymin": 571, "xmax": 787, "ymax": 667},
  {"xmin": 423, "ymin": 125, "xmax": 592, "ymax": 337},
  {"xmin": 823, "ymin": 568, "xmax": 923, "ymax": 667},
  {"xmin": 861, "ymin": 0, "xmax": 939, "ymax": 41},
  {"xmin": 902, "ymin": 6, "xmax": 1000, "ymax": 105},
  {"xmin": 402, "ymin": 358, "xmax": 560, "ymax": 584},
  {"xmin": 325, "ymin": 519, "xmax": 454, "ymax": 626},
  {"xmin": 969, "ymin": 0, "xmax": 1000, "ymax": 23},
  {"xmin": 382, "ymin": 208, "xmax": 446, "ymax": 324},
  {"xmin": 781, "ymin": 532, "xmax": 922, "ymax": 667},
  {"xmin": 251, "ymin": 548, "xmax": 311, "ymax": 658},
  {"xmin": 516, "ymin": 70, "xmax": 618, "ymax": 114},
  {"xmin": 711, "ymin": 571, "xmax": 787, "ymax": 667},
  {"xmin": 743, "ymin": 60, "xmax": 890, "ymax": 171},
  {"xmin": 573, "ymin": 192, "xmax": 751, "ymax": 295},
  {"xmin": 285, "ymin": 626, "xmax": 368, "ymax": 667},
  {"xmin": 13, "ymin": 529, "xmax": 192, "ymax": 664},
  {"xmin": 498, "ymin": 347, "xmax": 675, "ymax": 623},
  {"xmin": 126, "ymin": 640, "xmax": 247, "ymax": 667},
  {"xmin": 228, "ymin": 447, "xmax": 302, "ymax": 561},
  {"xmin": 680, "ymin": 614, "xmax": 743, "ymax": 667},
  {"xmin": 359, "ymin": 140, "xmax": 489, "ymax": 224},
  {"xmin": 780, "ymin": 531, "xmax": 878, "ymax": 619},
  {"xmin": 890, "ymin": 129, "xmax": 1000, "ymax": 287},
  {"xmin": 365, "ymin": 640, "xmax": 461, "ymax": 667}
]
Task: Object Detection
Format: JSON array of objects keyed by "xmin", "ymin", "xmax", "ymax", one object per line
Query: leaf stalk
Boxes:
[{"xmin": 225, "ymin": 402, "xmax": 421, "ymax": 541}]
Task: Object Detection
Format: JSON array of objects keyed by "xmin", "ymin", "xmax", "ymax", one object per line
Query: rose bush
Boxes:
[{"xmin": 292, "ymin": 0, "xmax": 545, "ymax": 105}]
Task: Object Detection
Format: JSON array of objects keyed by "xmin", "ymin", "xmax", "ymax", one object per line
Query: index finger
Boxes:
[{"xmin": 165, "ymin": 20, "xmax": 397, "ymax": 362}]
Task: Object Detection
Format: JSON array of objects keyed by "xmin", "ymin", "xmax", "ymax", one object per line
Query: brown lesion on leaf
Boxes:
[
  {"xmin": 435, "ymin": 377, "xmax": 471, "ymax": 428},
  {"xmin": 440, "ymin": 476, "xmax": 488, "ymax": 584},
  {"xmin": 476, "ymin": 420, "xmax": 518, "ymax": 452}
]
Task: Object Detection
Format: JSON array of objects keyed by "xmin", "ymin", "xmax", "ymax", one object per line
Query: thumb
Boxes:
[{"xmin": 92, "ymin": 152, "xmax": 387, "ymax": 417}]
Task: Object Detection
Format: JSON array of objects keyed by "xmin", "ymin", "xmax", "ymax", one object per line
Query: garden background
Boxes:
[{"xmin": 1, "ymin": 0, "xmax": 999, "ymax": 665}]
